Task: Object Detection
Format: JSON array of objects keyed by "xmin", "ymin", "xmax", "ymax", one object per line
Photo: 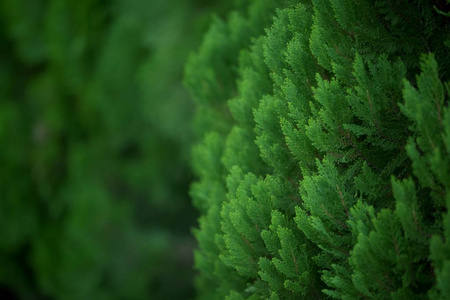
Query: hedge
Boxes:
[{"xmin": 186, "ymin": 1, "xmax": 450, "ymax": 298}]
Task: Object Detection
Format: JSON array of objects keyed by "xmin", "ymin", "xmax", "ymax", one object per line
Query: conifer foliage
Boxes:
[{"xmin": 186, "ymin": 0, "xmax": 450, "ymax": 298}]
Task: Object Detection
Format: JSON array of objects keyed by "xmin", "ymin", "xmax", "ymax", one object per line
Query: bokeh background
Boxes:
[{"xmin": 0, "ymin": 0, "xmax": 231, "ymax": 298}]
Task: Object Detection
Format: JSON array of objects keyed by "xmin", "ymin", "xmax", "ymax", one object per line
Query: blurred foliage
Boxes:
[{"xmin": 0, "ymin": 0, "xmax": 230, "ymax": 299}]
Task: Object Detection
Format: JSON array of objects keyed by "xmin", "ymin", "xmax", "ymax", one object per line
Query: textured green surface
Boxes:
[{"xmin": 186, "ymin": 0, "xmax": 450, "ymax": 298}]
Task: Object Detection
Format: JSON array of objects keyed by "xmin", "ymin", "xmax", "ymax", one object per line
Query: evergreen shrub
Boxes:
[{"xmin": 186, "ymin": 0, "xmax": 450, "ymax": 298}]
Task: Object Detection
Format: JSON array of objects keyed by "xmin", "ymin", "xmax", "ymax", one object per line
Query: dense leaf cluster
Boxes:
[{"xmin": 186, "ymin": 0, "xmax": 450, "ymax": 298}]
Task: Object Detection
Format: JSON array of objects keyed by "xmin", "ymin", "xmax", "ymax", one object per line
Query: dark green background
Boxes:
[{"xmin": 0, "ymin": 0, "xmax": 231, "ymax": 298}]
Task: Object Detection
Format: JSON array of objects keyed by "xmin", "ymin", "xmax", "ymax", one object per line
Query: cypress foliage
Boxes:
[
  {"xmin": 187, "ymin": 0, "xmax": 450, "ymax": 299},
  {"xmin": 185, "ymin": 1, "xmax": 281, "ymax": 298}
]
